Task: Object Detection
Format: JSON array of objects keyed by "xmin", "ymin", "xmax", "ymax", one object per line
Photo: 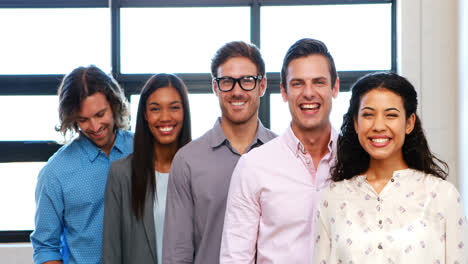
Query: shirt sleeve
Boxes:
[
  {"xmin": 162, "ymin": 151, "xmax": 194, "ymax": 264},
  {"xmin": 30, "ymin": 166, "xmax": 64, "ymax": 264},
  {"xmin": 101, "ymin": 163, "xmax": 123, "ymax": 264},
  {"xmin": 443, "ymin": 182, "xmax": 468, "ymax": 263},
  {"xmin": 312, "ymin": 198, "xmax": 332, "ymax": 263},
  {"xmin": 220, "ymin": 155, "xmax": 261, "ymax": 264}
]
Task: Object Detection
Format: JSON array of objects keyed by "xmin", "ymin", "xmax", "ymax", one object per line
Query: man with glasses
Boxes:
[
  {"xmin": 220, "ymin": 38, "xmax": 339, "ymax": 263},
  {"xmin": 162, "ymin": 41, "xmax": 276, "ymax": 264}
]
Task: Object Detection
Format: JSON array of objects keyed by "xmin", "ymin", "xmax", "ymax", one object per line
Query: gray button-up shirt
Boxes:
[{"xmin": 162, "ymin": 118, "xmax": 277, "ymax": 264}]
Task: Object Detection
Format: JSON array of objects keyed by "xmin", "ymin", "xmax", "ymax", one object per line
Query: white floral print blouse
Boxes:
[{"xmin": 313, "ymin": 169, "xmax": 468, "ymax": 264}]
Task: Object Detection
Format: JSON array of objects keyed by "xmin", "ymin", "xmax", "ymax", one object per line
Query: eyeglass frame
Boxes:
[{"xmin": 213, "ymin": 75, "xmax": 263, "ymax": 92}]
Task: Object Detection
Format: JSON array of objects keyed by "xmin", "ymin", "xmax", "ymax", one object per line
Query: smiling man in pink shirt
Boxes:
[{"xmin": 220, "ymin": 38, "xmax": 339, "ymax": 263}]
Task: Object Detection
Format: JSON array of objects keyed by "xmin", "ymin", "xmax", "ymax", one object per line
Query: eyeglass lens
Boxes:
[{"xmin": 218, "ymin": 76, "xmax": 258, "ymax": 91}]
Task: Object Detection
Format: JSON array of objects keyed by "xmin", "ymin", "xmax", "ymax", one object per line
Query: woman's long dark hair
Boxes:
[
  {"xmin": 332, "ymin": 72, "xmax": 448, "ymax": 181},
  {"xmin": 131, "ymin": 73, "xmax": 191, "ymax": 220}
]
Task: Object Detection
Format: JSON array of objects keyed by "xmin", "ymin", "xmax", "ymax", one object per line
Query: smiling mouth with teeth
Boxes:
[
  {"xmin": 300, "ymin": 103, "xmax": 320, "ymax": 110},
  {"xmin": 158, "ymin": 126, "xmax": 174, "ymax": 132},
  {"xmin": 231, "ymin": 101, "xmax": 246, "ymax": 106},
  {"xmin": 371, "ymin": 138, "xmax": 390, "ymax": 143},
  {"xmin": 90, "ymin": 128, "xmax": 105, "ymax": 137}
]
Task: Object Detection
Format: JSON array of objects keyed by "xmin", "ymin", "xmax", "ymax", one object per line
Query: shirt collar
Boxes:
[
  {"xmin": 112, "ymin": 129, "xmax": 126, "ymax": 153},
  {"xmin": 255, "ymin": 119, "xmax": 272, "ymax": 144},
  {"xmin": 210, "ymin": 118, "xmax": 228, "ymax": 148},
  {"xmin": 355, "ymin": 168, "xmax": 419, "ymax": 183},
  {"xmin": 209, "ymin": 117, "xmax": 270, "ymax": 148},
  {"xmin": 78, "ymin": 129, "xmax": 124, "ymax": 162},
  {"xmin": 284, "ymin": 125, "xmax": 338, "ymax": 158}
]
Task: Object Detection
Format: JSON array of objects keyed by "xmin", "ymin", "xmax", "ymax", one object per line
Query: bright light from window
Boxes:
[
  {"xmin": 0, "ymin": 9, "xmax": 110, "ymax": 74},
  {"xmin": 270, "ymin": 92, "xmax": 351, "ymax": 134},
  {"xmin": 0, "ymin": 96, "xmax": 61, "ymax": 141},
  {"xmin": 261, "ymin": 4, "xmax": 391, "ymax": 72},
  {"xmin": 121, "ymin": 7, "xmax": 250, "ymax": 74},
  {"xmin": 0, "ymin": 162, "xmax": 44, "ymax": 230}
]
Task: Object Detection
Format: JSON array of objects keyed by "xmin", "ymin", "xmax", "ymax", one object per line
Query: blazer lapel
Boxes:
[{"xmin": 143, "ymin": 192, "xmax": 157, "ymax": 263}]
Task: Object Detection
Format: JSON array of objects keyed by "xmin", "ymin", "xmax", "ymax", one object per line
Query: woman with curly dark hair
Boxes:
[{"xmin": 313, "ymin": 72, "xmax": 467, "ymax": 263}]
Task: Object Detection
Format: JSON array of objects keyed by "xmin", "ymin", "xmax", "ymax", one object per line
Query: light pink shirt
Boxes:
[{"xmin": 220, "ymin": 126, "xmax": 337, "ymax": 264}]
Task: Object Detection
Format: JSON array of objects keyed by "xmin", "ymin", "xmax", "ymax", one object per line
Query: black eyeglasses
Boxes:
[{"xmin": 213, "ymin": 75, "xmax": 263, "ymax": 92}]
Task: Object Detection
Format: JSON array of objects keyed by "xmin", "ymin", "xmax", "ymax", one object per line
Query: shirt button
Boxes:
[
  {"xmin": 379, "ymin": 220, "xmax": 383, "ymax": 225},
  {"xmin": 391, "ymin": 179, "xmax": 395, "ymax": 182},
  {"xmin": 377, "ymin": 197, "xmax": 381, "ymax": 202},
  {"xmin": 306, "ymin": 159, "xmax": 311, "ymax": 164},
  {"xmin": 378, "ymin": 244, "xmax": 383, "ymax": 249}
]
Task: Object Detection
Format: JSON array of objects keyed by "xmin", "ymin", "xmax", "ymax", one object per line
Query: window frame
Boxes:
[{"xmin": 0, "ymin": 0, "xmax": 395, "ymax": 242}]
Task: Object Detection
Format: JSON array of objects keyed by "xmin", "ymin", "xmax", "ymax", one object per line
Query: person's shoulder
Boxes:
[
  {"xmin": 120, "ymin": 130, "xmax": 134, "ymax": 141},
  {"xmin": 260, "ymin": 127, "xmax": 278, "ymax": 142},
  {"xmin": 108, "ymin": 154, "xmax": 133, "ymax": 183},
  {"xmin": 411, "ymin": 169, "xmax": 461, "ymax": 201},
  {"xmin": 316, "ymin": 179, "xmax": 351, "ymax": 214},
  {"xmin": 425, "ymin": 174, "xmax": 460, "ymax": 195},
  {"xmin": 36, "ymin": 142, "xmax": 81, "ymax": 188},
  {"xmin": 117, "ymin": 129, "xmax": 134, "ymax": 151},
  {"xmin": 232, "ymin": 136, "xmax": 285, "ymax": 175},
  {"xmin": 244, "ymin": 134, "xmax": 284, "ymax": 159},
  {"xmin": 110, "ymin": 154, "xmax": 133, "ymax": 171},
  {"xmin": 326, "ymin": 178, "xmax": 353, "ymax": 194},
  {"xmin": 417, "ymin": 170, "xmax": 449, "ymax": 188},
  {"xmin": 175, "ymin": 129, "xmax": 213, "ymax": 157},
  {"xmin": 319, "ymin": 177, "xmax": 361, "ymax": 205},
  {"xmin": 42, "ymin": 140, "xmax": 80, "ymax": 170}
]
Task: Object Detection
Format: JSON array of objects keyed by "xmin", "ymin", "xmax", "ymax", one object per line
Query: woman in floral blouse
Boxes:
[{"xmin": 313, "ymin": 72, "xmax": 467, "ymax": 263}]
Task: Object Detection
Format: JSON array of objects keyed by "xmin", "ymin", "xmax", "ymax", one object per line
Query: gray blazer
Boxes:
[{"xmin": 102, "ymin": 155, "xmax": 157, "ymax": 264}]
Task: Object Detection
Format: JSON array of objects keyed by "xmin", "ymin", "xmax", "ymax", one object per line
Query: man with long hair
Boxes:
[
  {"xmin": 220, "ymin": 38, "xmax": 339, "ymax": 263},
  {"xmin": 162, "ymin": 41, "xmax": 276, "ymax": 264},
  {"xmin": 30, "ymin": 66, "xmax": 133, "ymax": 264}
]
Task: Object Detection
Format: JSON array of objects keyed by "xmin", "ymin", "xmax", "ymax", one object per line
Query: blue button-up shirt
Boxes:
[{"xmin": 31, "ymin": 129, "xmax": 133, "ymax": 264}]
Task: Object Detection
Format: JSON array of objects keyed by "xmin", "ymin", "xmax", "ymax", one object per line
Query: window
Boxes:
[
  {"xmin": 0, "ymin": 0, "xmax": 395, "ymax": 242},
  {"xmin": 0, "ymin": 8, "xmax": 110, "ymax": 74},
  {"xmin": 0, "ymin": 96, "xmax": 60, "ymax": 141},
  {"xmin": 0, "ymin": 162, "xmax": 44, "ymax": 231},
  {"xmin": 120, "ymin": 7, "xmax": 250, "ymax": 74},
  {"xmin": 261, "ymin": 4, "xmax": 392, "ymax": 72}
]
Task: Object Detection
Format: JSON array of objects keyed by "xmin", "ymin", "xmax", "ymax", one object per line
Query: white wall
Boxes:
[
  {"xmin": 458, "ymin": 0, "xmax": 468, "ymax": 214},
  {"xmin": 0, "ymin": 243, "xmax": 33, "ymax": 264},
  {"xmin": 398, "ymin": 0, "xmax": 460, "ymax": 186}
]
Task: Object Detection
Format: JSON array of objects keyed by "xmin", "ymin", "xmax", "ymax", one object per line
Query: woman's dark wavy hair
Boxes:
[
  {"xmin": 332, "ymin": 72, "xmax": 448, "ymax": 181},
  {"xmin": 131, "ymin": 73, "xmax": 191, "ymax": 220},
  {"xmin": 56, "ymin": 65, "xmax": 129, "ymax": 139}
]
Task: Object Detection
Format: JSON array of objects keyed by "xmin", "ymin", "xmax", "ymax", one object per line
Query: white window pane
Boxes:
[
  {"xmin": 121, "ymin": 7, "xmax": 250, "ymax": 74},
  {"xmin": 130, "ymin": 95, "xmax": 139, "ymax": 132},
  {"xmin": 261, "ymin": 4, "xmax": 392, "ymax": 72},
  {"xmin": 189, "ymin": 94, "xmax": 220, "ymax": 139},
  {"xmin": 131, "ymin": 94, "xmax": 220, "ymax": 140},
  {"xmin": 0, "ymin": 96, "xmax": 61, "ymax": 141},
  {"xmin": 0, "ymin": 8, "xmax": 110, "ymax": 74},
  {"xmin": 270, "ymin": 92, "xmax": 352, "ymax": 135},
  {"xmin": 0, "ymin": 162, "xmax": 44, "ymax": 231}
]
